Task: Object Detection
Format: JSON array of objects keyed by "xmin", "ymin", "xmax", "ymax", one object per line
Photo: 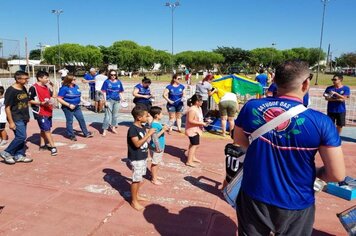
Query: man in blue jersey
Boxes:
[
  {"xmin": 255, "ymin": 68, "xmax": 268, "ymax": 98},
  {"xmin": 234, "ymin": 60, "xmax": 345, "ymax": 236},
  {"xmin": 82, "ymin": 68, "xmax": 97, "ymax": 111},
  {"xmin": 324, "ymin": 74, "xmax": 350, "ymax": 134}
]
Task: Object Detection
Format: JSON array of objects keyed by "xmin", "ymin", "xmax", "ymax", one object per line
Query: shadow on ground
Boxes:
[
  {"xmin": 103, "ymin": 168, "xmax": 131, "ymax": 202},
  {"xmin": 184, "ymin": 176, "xmax": 224, "ymax": 200},
  {"xmin": 143, "ymin": 204, "xmax": 237, "ymax": 236},
  {"xmin": 312, "ymin": 229, "xmax": 337, "ymax": 236},
  {"xmin": 164, "ymin": 145, "xmax": 186, "ymax": 164}
]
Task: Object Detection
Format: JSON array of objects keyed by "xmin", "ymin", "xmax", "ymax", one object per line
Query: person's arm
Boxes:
[
  {"xmin": 131, "ymin": 128, "xmax": 156, "ymax": 148},
  {"xmin": 163, "ymin": 88, "xmax": 173, "ymax": 104},
  {"xmin": 132, "ymin": 87, "xmax": 150, "ymax": 99},
  {"xmin": 5, "ymin": 105, "xmax": 15, "ymax": 130},
  {"xmin": 233, "ymin": 126, "xmax": 249, "ymax": 152},
  {"xmin": 57, "ymin": 97, "xmax": 75, "ymax": 110},
  {"xmin": 317, "ymin": 146, "xmax": 345, "ymax": 182}
]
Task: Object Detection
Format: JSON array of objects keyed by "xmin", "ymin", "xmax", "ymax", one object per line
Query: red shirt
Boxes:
[{"xmin": 31, "ymin": 83, "xmax": 53, "ymax": 117}]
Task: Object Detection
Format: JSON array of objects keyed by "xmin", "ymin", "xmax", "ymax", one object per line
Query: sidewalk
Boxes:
[{"xmin": 0, "ymin": 111, "xmax": 355, "ymax": 235}]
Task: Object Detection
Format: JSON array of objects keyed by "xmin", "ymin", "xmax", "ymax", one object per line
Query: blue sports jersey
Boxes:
[
  {"xmin": 235, "ymin": 96, "xmax": 341, "ymax": 210},
  {"xmin": 58, "ymin": 85, "xmax": 81, "ymax": 105},
  {"xmin": 268, "ymin": 83, "xmax": 309, "ymax": 107},
  {"xmin": 101, "ymin": 79, "xmax": 124, "ymax": 101},
  {"xmin": 133, "ymin": 83, "xmax": 151, "ymax": 104},
  {"xmin": 324, "ymin": 85, "xmax": 350, "ymax": 113},
  {"xmin": 84, "ymin": 73, "xmax": 96, "ymax": 90},
  {"xmin": 256, "ymin": 73, "xmax": 268, "ymax": 87},
  {"xmin": 150, "ymin": 122, "xmax": 165, "ymax": 150},
  {"xmin": 166, "ymin": 84, "xmax": 185, "ymax": 105}
]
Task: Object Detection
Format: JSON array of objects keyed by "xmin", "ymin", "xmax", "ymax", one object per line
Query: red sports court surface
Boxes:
[{"xmin": 0, "ymin": 121, "xmax": 355, "ymax": 236}]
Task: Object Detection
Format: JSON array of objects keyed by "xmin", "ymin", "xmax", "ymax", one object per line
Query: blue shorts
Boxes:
[
  {"xmin": 36, "ymin": 116, "xmax": 52, "ymax": 132},
  {"xmin": 166, "ymin": 102, "xmax": 184, "ymax": 113}
]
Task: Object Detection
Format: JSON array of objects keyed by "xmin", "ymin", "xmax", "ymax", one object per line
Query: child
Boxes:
[
  {"xmin": 0, "ymin": 71, "xmax": 32, "ymax": 164},
  {"xmin": 127, "ymin": 106, "xmax": 156, "ymax": 210},
  {"xmin": 0, "ymin": 86, "xmax": 8, "ymax": 146},
  {"xmin": 149, "ymin": 106, "xmax": 168, "ymax": 185},
  {"xmin": 29, "ymin": 71, "xmax": 57, "ymax": 156},
  {"xmin": 185, "ymin": 94, "xmax": 207, "ymax": 167}
]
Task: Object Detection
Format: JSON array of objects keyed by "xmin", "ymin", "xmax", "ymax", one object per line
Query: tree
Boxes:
[
  {"xmin": 213, "ymin": 47, "xmax": 250, "ymax": 73},
  {"xmin": 336, "ymin": 52, "xmax": 356, "ymax": 67},
  {"xmin": 29, "ymin": 49, "xmax": 41, "ymax": 60},
  {"xmin": 175, "ymin": 51, "xmax": 224, "ymax": 71}
]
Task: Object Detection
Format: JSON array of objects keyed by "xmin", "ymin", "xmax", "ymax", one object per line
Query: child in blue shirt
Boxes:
[{"xmin": 149, "ymin": 106, "xmax": 168, "ymax": 185}]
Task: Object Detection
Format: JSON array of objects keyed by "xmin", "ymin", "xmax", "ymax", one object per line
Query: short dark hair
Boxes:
[
  {"xmin": 274, "ymin": 60, "xmax": 310, "ymax": 91},
  {"xmin": 149, "ymin": 106, "xmax": 162, "ymax": 118},
  {"xmin": 131, "ymin": 105, "xmax": 147, "ymax": 120},
  {"xmin": 142, "ymin": 76, "xmax": 151, "ymax": 84},
  {"xmin": 259, "ymin": 68, "xmax": 265, "ymax": 74},
  {"xmin": 36, "ymin": 70, "xmax": 49, "ymax": 80},
  {"xmin": 187, "ymin": 94, "xmax": 203, "ymax": 107},
  {"xmin": 14, "ymin": 70, "xmax": 29, "ymax": 80},
  {"xmin": 0, "ymin": 86, "xmax": 4, "ymax": 96},
  {"xmin": 333, "ymin": 73, "xmax": 343, "ymax": 81}
]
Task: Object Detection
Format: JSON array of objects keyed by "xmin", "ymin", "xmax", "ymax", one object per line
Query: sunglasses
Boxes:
[
  {"xmin": 110, "ymin": 74, "xmax": 117, "ymax": 76},
  {"xmin": 331, "ymin": 78, "xmax": 338, "ymax": 81},
  {"xmin": 177, "ymin": 77, "xmax": 182, "ymax": 80},
  {"xmin": 306, "ymin": 73, "xmax": 313, "ymax": 80}
]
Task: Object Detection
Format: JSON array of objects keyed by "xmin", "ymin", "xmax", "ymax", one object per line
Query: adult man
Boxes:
[
  {"xmin": 234, "ymin": 60, "xmax": 345, "ymax": 236},
  {"xmin": 58, "ymin": 67, "xmax": 69, "ymax": 80},
  {"xmin": 324, "ymin": 74, "xmax": 350, "ymax": 134},
  {"xmin": 82, "ymin": 68, "xmax": 97, "ymax": 110},
  {"xmin": 255, "ymin": 68, "xmax": 268, "ymax": 98}
]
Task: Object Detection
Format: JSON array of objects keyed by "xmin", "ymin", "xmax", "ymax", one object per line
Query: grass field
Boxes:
[{"xmin": 119, "ymin": 73, "xmax": 356, "ymax": 87}]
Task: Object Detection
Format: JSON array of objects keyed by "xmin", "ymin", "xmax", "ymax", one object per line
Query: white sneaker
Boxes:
[
  {"xmin": 0, "ymin": 151, "xmax": 15, "ymax": 164},
  {"xmin": 0, "ymin": 140, "xmax": 8, "ymax": 146}
]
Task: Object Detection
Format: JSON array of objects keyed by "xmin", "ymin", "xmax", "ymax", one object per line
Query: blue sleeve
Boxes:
[
  {"xmin": 235, "ymin": 103, "xmax": 248, "ymax": 128},
  {"xmin": 320, "ymin": 116, "xmax": 341, "ymax": 147},
  {"xmin": 181, "ymin": 84, "xmax": 185, "ymax": 90},
  {"xmin": 345, "ymin": 86, "xmax": 351, "ymax": 96},
  {"xmin": 324, "ymin": 86, "xmax": 331, "ymax": 94},
  {"xmin": 119, "ymin": 81, "xmax": 124, "ymax": 92},
  {"xmin": 58, "ymin": 86, "xmax": 67, "ymax": 97},
  {"xmin": 151, "ymin": 122, "xmax": 161, "ymax": 133},
  {"xmin": 101, "ymin": 80, "xmax": 108, "ymax": 92}
]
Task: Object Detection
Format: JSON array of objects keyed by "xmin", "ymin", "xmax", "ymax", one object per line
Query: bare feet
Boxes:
[
  {"xmin": 102, "ymin": 130, "xmax": 107, "ymax": 137},
  {"xmin": 137, "ymin": 195, "xmax": 150, "ymax": 201},
  {"xmin": 186, "ymin": 162, "xmax": 197, "ymax": 168},
  {"xmin": 151, "ymin": 180, "xmax": 163, "ymax": 185},
  {"xmin": 157, "ymin": 176, "xmax": 165, "ymax": 180},
  {"xmin": 193, "ymin": 158, "xmax": 202, "ymax": 163},
  {"xmin": 111, "ymin": 127, "xmax": 118, "ymax": 134},
  {"xmin": 130, "ymin": 201, "xmax": 145, "ymax": 211}
]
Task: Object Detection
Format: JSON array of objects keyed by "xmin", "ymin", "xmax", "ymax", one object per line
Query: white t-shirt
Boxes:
[
  {"xmin": 59, "ymin": 68, "xmax": 69, "ymax": 77},
  {"xmin": 95, "ymin": 74, "xmax": 108, "ymax": 91},
  {"xmin": 220, "ymin": 92, "xmax": 237, "ymax": 103},
  {"xmin": 0, "ymin": 98, "xmax": 7, "ymax": 123}
]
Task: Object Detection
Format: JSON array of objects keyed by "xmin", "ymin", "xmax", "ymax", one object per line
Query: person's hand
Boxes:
[
  {"xmin": 168, "ymin": 100, "xmax": 174, "ymax": 105},
  {"xmin": 144, "ymin": 95, "xmax": 151, "ymax": 99},
  {"xmin": 9, "ymin": 122, "xmax": 16, "ymax": 130},
  {"xmin": 148, "ymin": 128, "xmax": 156, "ymax": 136},
  {"xmin": 202, "ymin": 122, "xmax": 208, "ymax": 127},
  {"xmin": 104, "ymin": 101, "xmax": 108, "ymax": 107},
  {"xmin": 162, "ymin": 124, "xmax": 169, "ymax": 131},
  {"xmin": 69, "ymin": 104, "xmax": 76, "ymax": 110}
]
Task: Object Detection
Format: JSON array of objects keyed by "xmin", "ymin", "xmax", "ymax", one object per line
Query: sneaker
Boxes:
[
  {"xmin": 70, "ymin": 136, "xmax": 77, "ymax": 141},
  {"xmin": 39, "ymin": 145, "xmax": 50, "ymax": 151},
  {"xmin": 14, "ymin": 155, "xmax": 33, "ymax": 163},
  {"xmin": 0, "ymin": 140, "xmax": 8, "ymax": 146},
  {"xmin": 0, "ymin": 151, "xmax": 15, "ymax": 164},
  {"xmin": 85, "ymin": 132, "xmax": 94, "ymax": 138},
  {"xmin": 50, "ymin": 147, "xmax": 58, "ymax": 156}
]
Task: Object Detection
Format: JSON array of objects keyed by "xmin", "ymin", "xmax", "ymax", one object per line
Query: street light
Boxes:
[
  {"xmin": 271, "ymin": 43, "xmax": 276, "ymax": 67},
  {"xmin": 315, "ymin": 0, "xmax": 329, "ymax": 85},
  {"xmin": 165, "ymin": 1, "xmax": 180, "ymax": 73},
  {"xmin": 51, "ymin": 9, "xmax": 64, "ymax": 68}
]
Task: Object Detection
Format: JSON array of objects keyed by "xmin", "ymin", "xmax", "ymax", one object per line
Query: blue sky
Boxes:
[{"xmin": 1, "ymin": 0, "xmax": 355, "ymax": 58}]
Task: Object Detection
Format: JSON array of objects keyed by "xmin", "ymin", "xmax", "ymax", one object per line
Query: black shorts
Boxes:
[
  {"xmin": 0, "ymin": 123, "xmax": 5, "ymax": 130},
  {"xmin": 327, "ymin": 112, "xmax": 346, "ymax": 127},
  {"xmin": 188, "ymin": 134, "xmax": 200, "ymax": 145},
  {"xmin": 236, "ymin": 190, "xmax": 315, "ymax": 236}
]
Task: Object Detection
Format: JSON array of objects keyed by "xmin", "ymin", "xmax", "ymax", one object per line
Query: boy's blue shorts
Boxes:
[{"xmin": 36, "ymin": 116, "xmax": 52, "ymax": 132}]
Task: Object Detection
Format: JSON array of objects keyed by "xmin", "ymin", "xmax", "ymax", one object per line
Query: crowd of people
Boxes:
[{"xmin": 0, "ymin": 60, "xmax": 351, "ymax": 234}]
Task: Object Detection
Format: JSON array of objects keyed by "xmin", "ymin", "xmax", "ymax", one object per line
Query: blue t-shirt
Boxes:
[
  {"xmin": 235, "ymin": 96, "xmax": 341, "ymax": 210},
  {"xmin": 324, "ymin": 85, "xmax": 350, "ymax": 113},
  {"xmin": 84, "ymin": 73, "xmax": 96, "ymax": 90},
  {"xmin": 101, "ymin": 79, "xmax": 124, "ymax": 101},
  {"xmin": 166, "ymin": 84, "xmax": 185, "ymax": 105},
  {"xmin": 150, "ymin": 122, "xmax": 165, "ymax": 150},
  {"xmin": 268, "ymin": 83, "xmax": 309, "ymax": 107},
  {"xmin": 133, "ymin": 83, "xmax": 151, "ymax": 104},
  {"xmin": 58, "ymin": 85, "xmax": 81, "ymax": 105},
  {"xmin": 256, "ymin": 73, "xmax": 268, "ymax": 87}
]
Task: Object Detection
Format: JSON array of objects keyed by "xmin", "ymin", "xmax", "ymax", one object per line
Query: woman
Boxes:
[
  {"xmin": 132, "ymin": 76, "xmax": 153, "ymax": 111},
  {"xmin": 218, "ymin": 92, "xmax": 238, "ymax": 137},
  {"xmin": 195, "ymin": 74, "xmax": 216, "ymax": 120},
  {"xmin": 163, "ymin": 74, "xmax": 186, "ymax": 132},
  {"xmin": 101, "ymin": 69, "xmax": 125, "ymax": 136},
  {"xmin": 57, "ymin": 75, "xmax": 93, "ymax": 141},
  {"xmin": 185, "ymin": 94, "xmax": 206, "ymax": 167}
]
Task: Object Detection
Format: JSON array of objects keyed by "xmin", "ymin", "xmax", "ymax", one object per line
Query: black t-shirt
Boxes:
[
  {"xmin": 4, "ymin": 86, "xmax": 30, "ymax": 122},
  {"xmin": 225, "ymin": 143, "xmax": 245, "ymax": 183},
  {"xmin": 127, "ymin": 124, "xmax": 148, "ymax": 161}
]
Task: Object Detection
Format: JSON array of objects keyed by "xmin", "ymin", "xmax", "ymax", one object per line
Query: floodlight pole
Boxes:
[
  {"xmin": 271, "ymin": 43, "xmax": 276, "ymax": 68},
  {"xmin": 165, "ymin": 2, "xmax": 180, "ymax": 73},
  {"xmin": 52, "ymin": 9, "xmax": 63, "ymax": 69},
  {"xmin": 315, "ymin": 0, "xmax": 329, "ymax": 85}
]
